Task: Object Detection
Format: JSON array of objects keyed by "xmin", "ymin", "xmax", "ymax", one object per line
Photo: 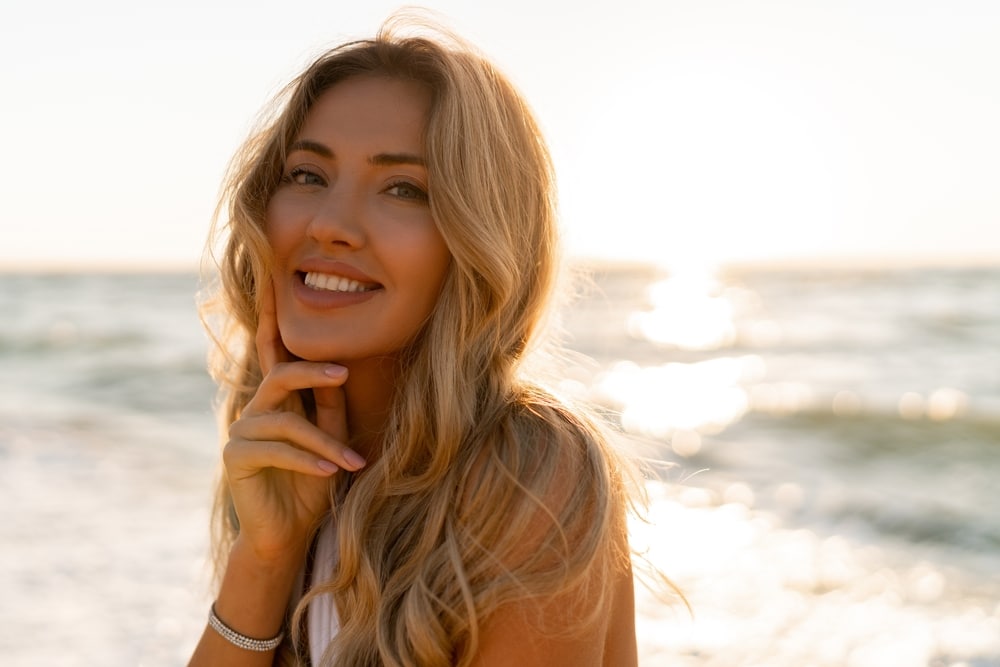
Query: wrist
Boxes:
[
  {"xmin": 231, "ymin": 534, "xmax": 307, "ymax": 574},
  {"xmin": 212, "ymin": 537, "xmax": 306, "ymax": 642},
  {"xmin": 209, "ymin": 602, "xmax": 285, "ymax": 652}
]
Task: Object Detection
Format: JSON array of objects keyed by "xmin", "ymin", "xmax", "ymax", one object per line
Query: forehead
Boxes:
[{"xmin": 297, "ymin": 76, "xmax": 432, "ymax": 148}]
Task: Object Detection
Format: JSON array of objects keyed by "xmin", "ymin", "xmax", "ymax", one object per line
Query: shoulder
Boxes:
[
  {"xmin": 467, "ymin": 557, "xmax": 637, "ymax": 667},
  {"xmin": 457, "ymin": 386, "xmax": 624, "ymax": 536},
  {"xmin": 448, "ymin": 385, "xmax": 638, "ymax": 665},
  {"xmin": 512, "ymin": 385, "xmax": 629, "ymax": 525},
  {"xmin": 458, "ymin": 389, "xmax": 637, "ymax": 666},
  {"xmin": 504, "ymin": 385, "xmax": 617, "ymax": 478}
]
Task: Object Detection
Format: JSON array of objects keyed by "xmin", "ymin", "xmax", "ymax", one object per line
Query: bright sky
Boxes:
[{"xmin": 2, "ymin": 0, "xmax": 998, "ymax": 269}]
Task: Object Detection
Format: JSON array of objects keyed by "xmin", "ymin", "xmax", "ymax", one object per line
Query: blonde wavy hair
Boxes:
[{"xmin": 202, "ymin": 16, "xmax": 635, "ymax": 667}]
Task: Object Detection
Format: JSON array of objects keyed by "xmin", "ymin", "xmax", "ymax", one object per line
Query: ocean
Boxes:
[{"xmin": 1, "ymin": 264, "xmax": 997, "ymax": 666}]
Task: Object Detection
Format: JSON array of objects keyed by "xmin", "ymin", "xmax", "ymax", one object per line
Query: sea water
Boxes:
[{"xmin": 1, "ymin": 265, "xmax": 997, "ymax": 666}]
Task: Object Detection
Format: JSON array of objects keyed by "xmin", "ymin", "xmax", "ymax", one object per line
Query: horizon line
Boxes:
[{"xmin": 2, "ymin": 251, "xmax": 998, "ymax": 275}]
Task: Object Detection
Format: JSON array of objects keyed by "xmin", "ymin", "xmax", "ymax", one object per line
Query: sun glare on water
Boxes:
[{"xmin": 588, "ymin": 264, "xmax": 766, "ymax": 456}]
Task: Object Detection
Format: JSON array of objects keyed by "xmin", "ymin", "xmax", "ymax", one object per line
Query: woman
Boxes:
[{"xmin": 190, "ymin": 16, "xmax": 639, "ymax": 667}]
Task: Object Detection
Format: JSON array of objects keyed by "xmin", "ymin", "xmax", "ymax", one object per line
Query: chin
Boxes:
[
  {"xmin": 289, "ymin": 348, "xmax": 331, "ymax": 363},
  {"xmin": 278, "ymin": 331, "xmax": 337, "ymax": 363}
]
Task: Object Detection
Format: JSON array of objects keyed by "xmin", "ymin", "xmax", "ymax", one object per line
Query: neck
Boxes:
[{"xmin": 339, "ymin": 355, "xmax": 401, "ymax": 461}]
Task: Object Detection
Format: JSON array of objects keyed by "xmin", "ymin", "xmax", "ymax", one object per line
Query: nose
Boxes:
[{"xmin": 306, "ymin": 179, "xmax": 366, "ymax": 248}]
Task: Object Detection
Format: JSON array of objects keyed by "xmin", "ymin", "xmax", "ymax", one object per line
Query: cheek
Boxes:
[
  {"xmin": 429, "ymin": 252, "xmax": 452, "ymax": 301},
  {"xmin": 263, "ymin": 203, "xmax": 287, "ymax": 253},
  {"xmin": 412, "ymin": 232, "xmax": 452, "ymax": 302},
  {"xmin": 265, "ymin": 192, "xmax": 312, "ymax": 256}
]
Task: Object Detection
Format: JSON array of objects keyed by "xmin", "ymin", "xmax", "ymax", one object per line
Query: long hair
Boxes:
[{"xmin": 202, "ymin": 16, "xmax": 633, "ymax": 667}]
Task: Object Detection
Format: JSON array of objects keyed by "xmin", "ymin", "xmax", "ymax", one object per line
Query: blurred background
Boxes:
[{"xmin": 1, "ymin": 1, "xmax": 998, "ymax": 665}]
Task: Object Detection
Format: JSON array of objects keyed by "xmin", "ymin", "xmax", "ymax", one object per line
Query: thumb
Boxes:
[{"xmin": 313, "ymin": 384, "xmax": 349, "ymax": 443}]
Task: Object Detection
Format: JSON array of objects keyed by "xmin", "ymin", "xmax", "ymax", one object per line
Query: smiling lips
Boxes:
[{"xmin": 303, "ymin": 271, "xmax": 380, "ymax": 293}]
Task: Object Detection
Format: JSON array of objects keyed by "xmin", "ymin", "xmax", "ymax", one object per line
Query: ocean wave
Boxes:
[{"xmin": 0, "ymin": 330, "xmax": 150, "ymax": 355}]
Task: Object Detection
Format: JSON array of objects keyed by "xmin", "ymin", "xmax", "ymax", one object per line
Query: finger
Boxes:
[
  {"xmin": 230, "ymin": 410, "xmax": 365, "ymax": 471},
  {"xmin": 313, "ymin": 384, "xmax": 350, "ymax": 444},
  {"xmin": 224, "ymin": 438, "xmax": 340, "ymax": 479},
  {"xmin": 255, "ymin": 281, "xmax": 284, "ymax": 376},
  {"xmin": 244, "ymin": 362, "xmax": 348, "ymax": 415}
]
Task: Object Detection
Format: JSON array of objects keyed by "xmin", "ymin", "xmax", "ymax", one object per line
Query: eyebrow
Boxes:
[
  {"xmin": 369, "ymin": 152, "xmax": 426, "ymax": 167},
  {"xmin": 288, "ymin": 140, "xmax": 332, "ymax": 158},
  {"xmin": 288, "ymin": 140, "xmax": 425, "ymax": 167}
]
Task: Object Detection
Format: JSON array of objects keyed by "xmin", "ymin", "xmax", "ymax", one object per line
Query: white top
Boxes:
[{"xmin": 306, "ymin": 517, "xmax": 341, "ymax": 663}]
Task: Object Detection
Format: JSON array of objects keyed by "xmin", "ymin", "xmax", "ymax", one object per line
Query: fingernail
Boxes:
[
  {"xmin": 324, "ymin": 365, "xmax": 347, "ymax": 378},
  {"xmin": 317, "ymin": 460, "xmax": 339, "ymax": 474},
  {"xmin": 343, "ymin": 450, "xmax": 367, "ymax": 469}
]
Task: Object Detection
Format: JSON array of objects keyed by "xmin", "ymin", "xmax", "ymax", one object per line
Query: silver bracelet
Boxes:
[{"xmin": 208, "ymin": 603, "xmax": 284, "ymax": 652}]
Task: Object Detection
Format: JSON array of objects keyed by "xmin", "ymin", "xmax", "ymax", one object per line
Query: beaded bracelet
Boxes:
[{"xmin": 208, "ymin": 603, "xmax": 284, "ymax": 652}]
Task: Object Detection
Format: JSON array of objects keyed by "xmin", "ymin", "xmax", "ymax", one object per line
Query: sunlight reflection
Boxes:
[
  {"xmin": 723, "ymin": 482, "xmax": 755, "ymax": 508},
  {"xmin": 627, "ymin": 264, "xmax": 780, "ymax": 351},
  {"xmin": 631, "ymin": 481, "xmax": 1000, "ymax": 666},
  {"xmin": 832, "ymin": 389, "xmax": 863, "ymax": 416},
  {"xmin": 670, "ymin": 429, "xmax": 702, "ymax": 458},
  {"xmin": 927, "ymin": 387, "xmax": 969, "ymax": 421},
  {"xmin": 594, "ymin": 356, "xmax": 764, "ymax": 443},
  {"xmin": 897, "ymin": 388, "xmax": 970, "ymax": 421},
  {"xmin": 627, "ymin": 266, "xmax": 736, "ymax": 351},
  {"xmin": 749, "ymin": 381, "xmax": 815, "ymax": 415}
]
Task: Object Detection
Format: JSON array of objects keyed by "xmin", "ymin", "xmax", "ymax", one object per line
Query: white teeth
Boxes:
[{"xmin": 304, "ymin": 272, "xmax": 373, "ymax": 293}]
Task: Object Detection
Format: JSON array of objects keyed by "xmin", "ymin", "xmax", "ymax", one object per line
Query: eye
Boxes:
[
  {"xmin": 283, "ymin": 166, "xmax": 326, "ymax": 187},
  {"xmin": 385, "ymin": 180, "xmax": 429, "ymax": 203}
]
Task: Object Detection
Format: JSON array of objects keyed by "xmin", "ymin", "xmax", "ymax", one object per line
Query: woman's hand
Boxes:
[
  {"xmin": 222, "ymin": 284, "xmax": 366, "ymax": 565},
  {"xmin": 190, "ymin": 285, "xmax": 362, "ymax": 665}
]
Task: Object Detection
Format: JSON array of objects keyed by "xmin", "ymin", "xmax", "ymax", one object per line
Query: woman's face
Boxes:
[{"xmin": 266, "ymin": 75, "xmax": 451, "ymax": 364}]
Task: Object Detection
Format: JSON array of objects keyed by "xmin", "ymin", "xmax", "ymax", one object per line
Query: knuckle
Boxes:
[
  {"xmin": 222, "ymin": 439, "xmax": 240, "ymax": 464},
  {"xmin": 260, "ymin": 440, "xmax": 278, "ymax": 458},
  {"xmin": 269, "ymin": 410, "xmax": 295, "ymax": 431},
  {"xmin": 263, "ymin": 362, "xmax": 300, "ymax": 390},
  {"xmin": 269, "ymin": 361, "xmax": 291, "ymax": 377},
  {"xmin": 227, "ymin": 419, "xmax": 246, "ymax": 439}
]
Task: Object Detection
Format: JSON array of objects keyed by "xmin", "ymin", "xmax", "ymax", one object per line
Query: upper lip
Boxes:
[{"xmin": 297, "ymin": 259, "xmax": 382, "ymax": 287}]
